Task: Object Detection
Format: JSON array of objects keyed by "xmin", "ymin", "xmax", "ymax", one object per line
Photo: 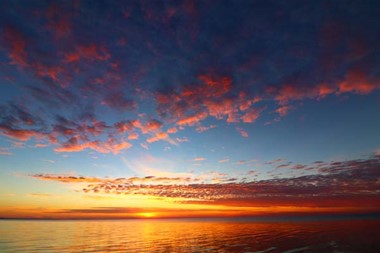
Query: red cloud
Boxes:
[
  {"xmin": 241, "ymin": 107, "xmax": 263, "ymax": 123},
  {"xmin": 45, "ymin": 3, "xmax": 72, "ymax": 39},
  {"xmin": 198, "ymin": 75, "xmax": 232, "ymax": 96},
  {"xmin": 338, "ymin": 68, "xmax": 379, "ymax": 94},
  {"xmin": 64, "ymin": 44, "xmax": 111, "ymax": 63},
  {"xmin": 156, "ymin": 73, "xmax": 253, "ymax": 127},
  {"xmin": 156, "ymin": 73, "xmax": 266, "ymax": 128},
  {"xmin": 275, "ymin": 105, "xmax": 293, "ymax": 117},
  {"xmin": 273, "ymin": 85, "xmax": 313, "ymax": 105},
  {"xmin": 205, "ymin": 98, "xmax": 239, "ymax": 123},
  {"xmin": 0, "ymin": 125, "xmax": 42, "ymax": 141},
  {"xmin": 269, "ymin": 66, "xmax": 379, "ymax": 109},
  {"xmin": 3, "ymin": 26, "xmax": 28, "ymax": 67}
]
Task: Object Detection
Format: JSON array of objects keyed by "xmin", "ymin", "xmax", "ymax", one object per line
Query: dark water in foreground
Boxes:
[{"xmin": 0, "ymin": 217, "xmax": 379, "ymax": 252}]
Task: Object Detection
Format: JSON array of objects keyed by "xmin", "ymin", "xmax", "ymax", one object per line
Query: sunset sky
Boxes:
[{"xmin": 0, "ymin": 0, "xmax": 379, "ymax": 219}]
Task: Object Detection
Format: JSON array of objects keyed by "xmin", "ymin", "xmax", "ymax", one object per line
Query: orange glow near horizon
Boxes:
[
  {"xmin": 137, "ymin": 212, "xmax": 157, "ymax": 218},
  {"xmin": 1, "ymin": 198, "xmax": 379, "ymax": 220}
]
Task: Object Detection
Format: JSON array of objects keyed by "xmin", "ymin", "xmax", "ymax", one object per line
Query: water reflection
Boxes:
[{"xmin": 0, "ymin": 218, "xmax": 379, "ymax": 252}]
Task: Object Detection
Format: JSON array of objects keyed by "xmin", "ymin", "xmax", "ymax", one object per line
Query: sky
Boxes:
[{"xmin": 0, "ymin": 0, "xmax": 379, "ymax": 219}]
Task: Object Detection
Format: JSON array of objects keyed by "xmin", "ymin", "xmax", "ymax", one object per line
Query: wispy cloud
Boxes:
[
  {"xmin": 236, "ymin": 127, "xmax": 248, "ymax": 138},
  {"xmin": 0, "ymin": 147, "xmax": 12, "ymax": 155},
  {"xmin": 31, "ymin": 154, "xmax": 380, "ymax": 209}
]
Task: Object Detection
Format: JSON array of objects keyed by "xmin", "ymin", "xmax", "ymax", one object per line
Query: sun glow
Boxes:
[{"xmin": 138, "ymin": 212, "xmax": 157, "ymax": 218}]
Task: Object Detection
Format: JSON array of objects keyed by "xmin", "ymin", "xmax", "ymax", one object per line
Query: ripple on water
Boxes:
[{"xmin": 0, "ymin": 219, "xmax": 379, "ymax": 253}]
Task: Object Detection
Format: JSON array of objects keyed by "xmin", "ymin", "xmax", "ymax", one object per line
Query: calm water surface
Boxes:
[{"xmin": 0, "ymin": 218, "xmax": 379, "ymax": 252}]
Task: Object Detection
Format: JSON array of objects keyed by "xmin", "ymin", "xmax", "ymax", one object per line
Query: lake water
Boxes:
[{"xmin": 0, "ymin": 217, "xmax": 379, "ymax": 252}]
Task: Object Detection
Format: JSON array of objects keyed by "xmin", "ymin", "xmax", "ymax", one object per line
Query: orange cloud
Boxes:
[
  {"xmin": 133, "ymin": 119, "xmax": 163, "ymax": 134},
  {"xmin": 177, "ymin": 111, "xmax": 208, "ymax": 126},
  {"xmin": 0, "ymin": 125, "xmax": 42, "ymax": 141},
  {"xmin": 146, "ymin": 132, "xmax": 169, "ymax": 143},
  {"xmin": 167, "ymin": 127, "xmax": 178, "ymax": 134},
  {"xmin": 128, "ymin": 132, "xmax": 139, "ymax": 140},
  {"xmin": 54, "ymin": 138, "xmax": 131, "ymax": 154}
]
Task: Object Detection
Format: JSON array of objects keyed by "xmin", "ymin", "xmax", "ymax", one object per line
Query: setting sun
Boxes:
[{"xmin": 137, "ymin": 212, "xmax": 157, "ymax": 218}]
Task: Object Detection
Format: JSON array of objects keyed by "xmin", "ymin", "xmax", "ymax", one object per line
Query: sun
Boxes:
[{"xmin": 137, "ymin": 212, "xmax": 157, "ymax": 218}]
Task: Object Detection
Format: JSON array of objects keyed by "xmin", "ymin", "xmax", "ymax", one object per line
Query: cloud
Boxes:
[
  {"xmin": 101, "ymin": 93, "xmax": 136, "ymax": 111},
  {"xmin": 114, "ymin": 121, "xmax": 134, "ymax": 134},
  {"xmin": 0, "ymin": 125, "xmax": 43, "ymax": 141},
  {"xmin": 275, "ymin": 105, "xmax": 294, "ymax": 117},
  {"xmin": 236, "ymin": 127, "xmax": 248, "ymax": 138},
  {"xmin": 155, "ymin": 73, "xmax": 259, "ymax": 128},
  {"xmin": 32, "ymin": 174, "xmax": 198, "ymax": 186},
  {"xmin": 196, "ymin": 125, "xmax": 217, "ymax": 133},
  {"xmin": 0, "ymin": 147, "xmax": 12, "ymax": 155},
  {"xmin": 64, "ymin": 44, "xmax": 110, "ymax": 63},
  {"xmin": 128, "ymin": 132, "xmax": 139, "ymax": 140},
  {"xmin": 45, "ymin": 3, "xmax": 72, "ymax": 39},
  {"xmin": 236, "ymin": 159, "xmax": 257, "ymax": 165},
  {"xmin": 177, "ymin": 112, "xmax": 208, "ymax": 126},
  {"xmin": 1, "ymin": 0, "xmax": 379, "ymax": 156},
  {"xmin": 218, "ymin": 158, "xmax": 230, "ymax": 163},
  {"xmin": 167, "ymin": 127, "xmax": 178, "ymax": 134},
  {"xmin": 276, "ymin": 162, "xmax": 292, "ymax": 169},
  {"xmin": 146, "ymin": 132, "xmax": 168, "ymax": 143},
  {"xmin": 31, "ymin": 174, "xmax": 104, "ymax": 183},
  {"xmin": 31, "ymin": 154, "xmax": 380, "ymax": 210},
  {"xmin": 2, "ymin": 26, "xmax": 28, "ymax": 67},
  {"xmin": 241, "ymin": 107, "xmax": 263, "ymax": 123},
  {"xmin": 54, "ymin": 138, "xmax": 132, "ymax": 154},
  {"xmin": 265, "ymin": 158, "xmax": 285, "ymax": 165},
  {"xmin": 133, "ymin": 119, "xmax": 163, "ymax": 134},
  {"xmin": 176, "ymin": 137, "xmax": 189, "ymax": 143},
  {"xmin": 193, "ymin": 157, "xmax": 206, "ymax": 161},
  {"xmin": 338, "ymin": 68, "xmax": 380, "ymax": 94}
]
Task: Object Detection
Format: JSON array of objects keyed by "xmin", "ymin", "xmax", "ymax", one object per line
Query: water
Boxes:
[{"xmin": 0, "ymin": 217, "xmax": 379, "ymax": 252}]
